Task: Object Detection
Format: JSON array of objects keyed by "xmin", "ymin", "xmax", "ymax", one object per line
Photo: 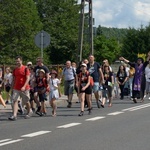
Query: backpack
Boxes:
[
  {"xmin": 36, "ymin": 77, "xmax": 48, "ymax": 88},
  {"xmin": 129, "ymin": 67, "xmax": 135, "ymax": 77},
  {"xmin": 79, "ymin": 71, "xmax": 94, "ymax": 87}
]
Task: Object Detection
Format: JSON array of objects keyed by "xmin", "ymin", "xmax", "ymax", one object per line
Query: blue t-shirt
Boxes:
[{"xmin": 87, "ymin": 62, "xmax": 101, "ymax": 82}]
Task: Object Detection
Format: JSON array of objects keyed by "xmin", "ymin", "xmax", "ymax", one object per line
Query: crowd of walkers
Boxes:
[{"xmin": 0, "ymin": 52, "xmax": 150, "ymax": 120}]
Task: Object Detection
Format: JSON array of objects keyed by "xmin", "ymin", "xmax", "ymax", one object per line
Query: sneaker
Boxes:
[
  {"xmin": 24, "ymin": 115, "xmax": 30, "ymax": 119},
  {"xmin": 18, "ymin": 109, "xmax": 25, "ymax": 115},
  {"xmin": 8, "ymin": 116, "xmax": 17, "ymax": 121},
  {"xmin": 25, "ymin": 111, "xmax": 33, "ymax": 119},
  {"xmin": 67, "ymin": 102, "xmax": 72, "ymax": 108},
  {"xmin": 101, "ymin": 104, "xmax": 104, "ymax": 108},
  {"xmin": 36, "ymin": 111, "xmax": 42, "ymax": 116},
  {"xmin": 88, "ymin": 109, "xmax": 92, "ymax": 115},
  {"xmin": 133, "ymin": 98, "xmax": 137, "ymax": 103},
  {"xmin": 78, "ymin": 111, "xmax": 84, "ymax": 116},
  {"xmin": 5, "ymin": 100, "xmax": 9, "ymax": 104},
  {"xmin": 96, "ymin": 101, "xmax": 100, "ymax": 108}
]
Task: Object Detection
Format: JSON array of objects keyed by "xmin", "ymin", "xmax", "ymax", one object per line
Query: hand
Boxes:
[
  {"xmin": 119, "ymin": 57, "xmax": 124, "ymax": 61},
  {"xmin": 21, "ymin": 86, "xmax": 25, "ymax": 91},
  {"xmin": 81, "ymin": 87, "xmax": 86, "ymax": 91}
]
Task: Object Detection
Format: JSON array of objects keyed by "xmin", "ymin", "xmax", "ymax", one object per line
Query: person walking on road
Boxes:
[
  {"xmin": 77, "ymin": 63, "xmax": 92, "ymax": 116},
  {"xmin": 8, "ymin": 56, "xmax": 32, "ymax": 121},
  {"xmin": 49, "ymin": 70, "xmax": 61, "ymax": 117},
  {"xmin": 33, "ymin": 57, "xmax": 49, "ymax": 115},
  {"xmin": 116, "ymin": 65, "xmax": 128, "ymax": 100},
  {"xmin": 101, "ymin": 65, "xmax": 114, "ymax": 107},
  {"xmin": 119, "ymin": 52, "xmax": 150, "ymax": 103},
  {"xmin": 60, "ymin": 61, "xmax": 77, "ymax": 108},
  {"xmin": 87, "ymin": 55, "xmax": 104, "ymax": 108},
  {"xmin": 34, "ymin": 69, "xmax": 49, "ymax": 116},
  {"xmin": 144, "ymin": 59, "xmax": 150, "ymax": 99},
  {"xmin": 4, "ymin": 67, "xmax": 13, "ymax": 104}
]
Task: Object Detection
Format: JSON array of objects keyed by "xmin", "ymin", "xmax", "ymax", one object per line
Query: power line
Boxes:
[{"xmin": 118, "ymin": 0, "xmax": 150, "ymax": 17}]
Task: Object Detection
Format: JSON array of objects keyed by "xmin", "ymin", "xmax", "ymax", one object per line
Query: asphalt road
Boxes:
[{"xmin": 0, "ymin": 95, "xmax": 150, "ymax": 150}]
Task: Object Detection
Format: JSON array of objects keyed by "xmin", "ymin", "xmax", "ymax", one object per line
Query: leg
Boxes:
[
  {"xmin": 50, "ymin": 98, "xmax": 57, "ymax": 116},
  {"xmin": 86, "ymin": 94, "xmax": 92, "ymax": 114},
  {"xmin": 78, "ymin": 93, "xmax": 85, "ymax": 116}
]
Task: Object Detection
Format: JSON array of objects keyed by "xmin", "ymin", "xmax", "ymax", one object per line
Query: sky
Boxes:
[{"xmin": 78, "ymin": 0, "xmax": 150, "ymax": 29}]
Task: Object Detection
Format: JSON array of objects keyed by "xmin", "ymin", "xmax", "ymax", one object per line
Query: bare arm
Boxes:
[
  {"xmin": 99, "ymin": 68, "xmax": 104, "ymax": 84},
  {"xmin": 119, "ymin": 57, "xmax": 129, "ymax": 63}
]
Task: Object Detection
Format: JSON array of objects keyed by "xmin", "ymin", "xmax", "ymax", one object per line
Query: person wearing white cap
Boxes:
[
  {"xmin": 27, "ymin": 61, "xmax": 32, "ymax": 66},
  {"xmin": 77, "ymin": 63, "xmax": 92, "ymax": 116}
]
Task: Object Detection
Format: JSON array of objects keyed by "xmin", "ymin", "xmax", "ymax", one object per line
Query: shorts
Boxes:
[
  {"xmin": 64, "ymin": 80, "xmax": 74, "ymax": 96},
  {"xmin": 102, "ymin": 85, "xmax": 113, "ymax": 98},
  {"xmin": 92, "ymin": 82, "xmax": 99, "ymax": 93},
  {"xmin": 12, "ymin": 89, "xmax": 30, "ymax": 103},
  {"xmin": 79, "ymin": 85, "xmax": 92, "ymax": 94},
  {"xmin": 38, "ymin": 93, "xmax": 46, "ymax": 102}
]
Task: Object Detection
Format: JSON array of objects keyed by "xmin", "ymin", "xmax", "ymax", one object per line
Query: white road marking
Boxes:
[
  {"xmin": 0, "ymin": 139, "xmax": 23, "ymax": 147},
  {"xmin": 129, "ymin": 104, "xmax": 150, "ymax": 111},
  {"xmin": 21, "ymin": 131, "xmax": 51, "ymax": 138},
  {"xmin": 85, "ymin": 116, "xmax": 105, "ymax": 121},
  {"xmin": 57, "ymin": 123, "xmax": 81, "ymax": 128},
  {"xmin": 122, "ymin": 103, "xmax": 150, "ymax": 112},
  {"xmin": 107, "ymin": 111, "xmax": 124, "ymax": 116},
  {"xmin": 0, "ymin": 139, "xmax": 12, "ymax": 143}
]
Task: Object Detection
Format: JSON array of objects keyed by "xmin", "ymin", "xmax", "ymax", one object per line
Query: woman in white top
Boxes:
[
  {"xmin": 4, "ymin": 67, "xmax": 13, "ymax": 104},
  {"xmin": 49, "ymin": 70, "xmax": 61, "ymax": 116},
  {"xmin": 145, "ymin": 60, "xmax": 150, "ymax": 99}
]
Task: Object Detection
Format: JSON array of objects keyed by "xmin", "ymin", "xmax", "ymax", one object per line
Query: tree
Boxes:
[
  {"xmin": 121, "ymin": 25, "xmax": 150, "ymax": 62},
  {"xmin": 35, "ymin": 0, "xmax": 80, "ymax": 64},
  {"xmin": 94, "ymin": 35, "xmax": 121, "ymax": 64},
  {"xmin": 0, "ymin": 0, "xmax": 43, "ymax": 64}
]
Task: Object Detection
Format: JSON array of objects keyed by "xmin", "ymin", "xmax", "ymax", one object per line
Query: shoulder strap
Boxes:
[
  {"xmin": 63, "ymin": 68, "xmax": 66, "ymax": 74},
  {"xmin": 42, "ymin": 78, "xmax": 47, "ymax": 88}
]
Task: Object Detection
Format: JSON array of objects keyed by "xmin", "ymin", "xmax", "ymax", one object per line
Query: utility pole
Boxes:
[
  {"xmin": 89, "ymin": 0, "xmax": 94, "ymax": 55},
  {"xmin": 78, "ymin": 0, "xmax": 93, "ymax": 62}
]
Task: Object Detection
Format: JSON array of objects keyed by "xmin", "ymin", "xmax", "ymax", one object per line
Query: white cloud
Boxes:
[{"xmin": 78, "ymin": 0, "xmax": 150, "ymax": 28}]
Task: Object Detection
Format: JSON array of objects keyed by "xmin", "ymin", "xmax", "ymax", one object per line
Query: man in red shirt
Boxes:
[{"xmin": 9, "ymin": 56, "xmax": 32, "ymax": 121}]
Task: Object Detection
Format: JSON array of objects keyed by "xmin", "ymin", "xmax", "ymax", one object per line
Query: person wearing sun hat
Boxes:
[
  {"xmin": 34, "ymin": 69, "xmax": 49, "ymax": 116},
  {"xmin": 49, "ymin": 70, "xmax": 61, "ymax": 117},
  {"xmin": 33, "ymin": 57, "xmax": 49, "ymax": 115}
]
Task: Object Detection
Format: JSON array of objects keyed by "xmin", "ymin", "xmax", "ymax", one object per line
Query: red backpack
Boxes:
[{"xmin": 79, "ymin": 71, "xmax": 94, "ymax": 87}]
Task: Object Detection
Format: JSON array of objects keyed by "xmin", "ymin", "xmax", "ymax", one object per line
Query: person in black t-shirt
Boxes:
[{"xmin": 87, "ymin": 55, "xmax": 104, "ymax": 108}]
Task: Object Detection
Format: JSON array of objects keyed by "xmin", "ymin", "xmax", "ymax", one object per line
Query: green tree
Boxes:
[
  {"xmin": 0, "ymin": 0, "xmax": 43, "ymax": 64},
  {"xmin": 121, "ymin": 25, "xmax": 150, "ymax": 62},
  {"xmin": 94, "ymin": 35, "xmax": 121, "ymax": 64},
  {"xmin": 35, "ymin": 0, "xmax": 80, "ymax": 64}
]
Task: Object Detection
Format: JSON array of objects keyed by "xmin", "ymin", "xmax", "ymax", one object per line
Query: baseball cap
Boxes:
[
  {"xmin": 27, "ymin": 61, "xmax": 32, "ymax": 65},
  {"xmin": 39, "ymin": 69, "xmax": 45, "ymax": 74},
  {"xmin": 81, "ymin": 63, "xmax": 87, "ymax": 67}
]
